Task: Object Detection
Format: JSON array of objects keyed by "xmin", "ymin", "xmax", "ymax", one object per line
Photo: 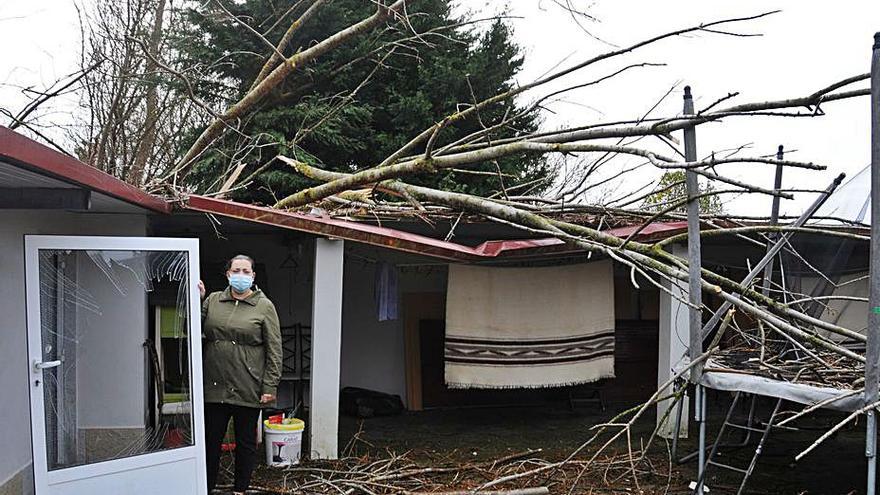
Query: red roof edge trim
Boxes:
[
  {"xmin": 0, "ymin": 127, "xmax": 171, "ymax": 214},
  {"xmin": 185, "ymin": 195, "xmax": 484, "ymax": 261}
]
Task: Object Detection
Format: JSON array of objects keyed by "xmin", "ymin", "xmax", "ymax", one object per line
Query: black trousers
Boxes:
[{"xmin": 204, "ymin": 403, "xmax": 261, "ymax": 492}]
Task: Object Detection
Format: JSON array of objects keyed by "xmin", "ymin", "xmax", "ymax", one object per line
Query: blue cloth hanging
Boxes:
[{"xmin": 375, "ymin": 262, "xmax": 399, "ymax": 321}]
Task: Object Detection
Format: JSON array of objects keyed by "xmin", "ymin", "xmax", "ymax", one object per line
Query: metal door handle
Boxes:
[{"xmin": 34, "ymin": 360, "xmax": 61, "ymax": 371}]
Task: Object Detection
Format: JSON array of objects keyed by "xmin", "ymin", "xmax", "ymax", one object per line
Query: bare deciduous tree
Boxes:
[{"xmin": 74, "ymin": 0, "xmax": 210, "ymax": 185}]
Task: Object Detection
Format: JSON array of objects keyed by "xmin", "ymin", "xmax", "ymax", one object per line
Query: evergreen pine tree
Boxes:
[{"xmin": 175, "ymin": 1, "xmax": 551, "ymax": 204}]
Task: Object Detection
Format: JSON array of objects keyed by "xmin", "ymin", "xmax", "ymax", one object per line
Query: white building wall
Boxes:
[
  {"xmin": 0, "ymin": 211, "xmax": 147, "ymax": 495},
  {"xmin": 339, "ymin": 261, "xmax": 407, "ymax": 400},
  {"xmin": 340, "ymin": 250, "xmax": 447, "ymax": 404}
]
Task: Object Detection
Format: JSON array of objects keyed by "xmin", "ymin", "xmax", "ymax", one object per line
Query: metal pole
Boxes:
[
  {"xmin": 865, "ymin": 31, "xmax": 880, "ymax": 495},
  {"xmin": 671, "ymin": 381, "xmax": 685, "ymax": 458},
  {"xmin": 695, "ymin": 385, "xmax": 707, "ymax": 494},
  {"xmin": 760, "ymin": 145, "xmax": 785, "ymax": 296},
  {"xmin": 699, "ymin": 172, "xmax": 845, "ymax": 341},
  {"xmin": 684, "ymin": 85, "xmax": 703, "ymax": 381},
  {"xmin": 683, "ymin": 86, "xmax": 706, "ymax": 495}
]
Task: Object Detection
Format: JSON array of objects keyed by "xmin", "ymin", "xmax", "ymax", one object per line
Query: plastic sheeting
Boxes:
[
  {"xmin": 812, "ymin": 164, "xmax": 871, "ymax": 225},
  {"xmin": 701, "ymin": 366, "xmax": 862, "ymax": 412}
]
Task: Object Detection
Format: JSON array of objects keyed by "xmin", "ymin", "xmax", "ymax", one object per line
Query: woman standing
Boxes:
[{"xmin": 199, "ymin": 254, "xmax": 282, "ymax": 494}]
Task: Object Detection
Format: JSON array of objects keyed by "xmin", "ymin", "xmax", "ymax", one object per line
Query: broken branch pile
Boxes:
[{"xmin": 219, "ymin": 447, "xmax": 683, "ymax": 495}]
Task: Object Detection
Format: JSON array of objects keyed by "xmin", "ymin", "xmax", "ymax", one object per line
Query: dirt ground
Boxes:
[{"xmin": 223, "ymin": 393, "xmax": 875, "ymax": 494}]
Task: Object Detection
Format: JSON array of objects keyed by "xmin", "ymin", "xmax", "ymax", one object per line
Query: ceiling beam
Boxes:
[{"xmin": 0, "ymin": 188, "xmax": 90, "ymax": 210}]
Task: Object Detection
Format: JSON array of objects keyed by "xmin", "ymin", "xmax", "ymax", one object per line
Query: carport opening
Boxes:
[{"xmin": 151, "ymin": 212, "xmax": 662, "ymax": 457}]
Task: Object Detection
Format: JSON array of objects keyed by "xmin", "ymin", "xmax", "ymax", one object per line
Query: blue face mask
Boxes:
[{"xmin": 228, "ymin": 273, "xmax": 253, "ymax": 293}]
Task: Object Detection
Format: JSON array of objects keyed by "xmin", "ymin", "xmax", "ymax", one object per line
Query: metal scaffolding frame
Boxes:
[{"xmin": 682, "ymin": 33, "xmax": 880, "ymax": 495}]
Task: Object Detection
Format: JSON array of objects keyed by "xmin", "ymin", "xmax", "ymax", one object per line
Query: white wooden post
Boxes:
[
  {"xmin": 309, "ymin": 238, "xmax": 344, "ymax": 459},
  {"xmin": 657, "ymin": 243, "xmax": 689, "ymax": 439}
]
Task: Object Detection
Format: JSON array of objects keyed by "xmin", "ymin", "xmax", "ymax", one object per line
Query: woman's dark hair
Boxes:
[{"xmin": 225, "ymin": 254, "xmax": 255, "ymax": 272}]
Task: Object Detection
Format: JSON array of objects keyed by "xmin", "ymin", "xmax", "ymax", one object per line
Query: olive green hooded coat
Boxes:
[{"xmin": 201, "ymin": 287, "xmax": 282, "ymax": 408}]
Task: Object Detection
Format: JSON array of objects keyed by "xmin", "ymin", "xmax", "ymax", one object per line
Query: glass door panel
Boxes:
[
  {"xmin": 38, "ymin": 249, "xmax": 193, "ymax": 469},
  {"xmin": 26, "ymin": 237, "xmax": 205, "ymax": 495}
]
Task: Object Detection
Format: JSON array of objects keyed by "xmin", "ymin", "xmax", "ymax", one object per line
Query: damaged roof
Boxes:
[
  {"xmin": 1, "ymin": 126, "xmax": 687, "ymax": 260},
  {"xmin": 182, "ymin": 194, "xmax": 687, "ymax": 261}
]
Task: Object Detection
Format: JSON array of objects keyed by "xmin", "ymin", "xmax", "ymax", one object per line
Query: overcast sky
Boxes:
[{"xmin": 2, "ymin": 1, "xmax": 878, "ymax": 216}]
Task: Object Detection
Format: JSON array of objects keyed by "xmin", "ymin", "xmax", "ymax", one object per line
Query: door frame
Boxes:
[
  {"xmin": 402, "ymin": 292, "xmax": 445, "ymax": 411},
  {"xmin": 24, "ymin": 235, "xmax": 206, "ymax": 494}
]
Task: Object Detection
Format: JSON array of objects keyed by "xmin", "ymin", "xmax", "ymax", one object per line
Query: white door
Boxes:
[{"xmin": 25, "ymin": 236, "xmax": 207, "ymax": 495}]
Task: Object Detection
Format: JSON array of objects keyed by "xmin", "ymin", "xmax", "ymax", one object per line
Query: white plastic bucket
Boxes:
[{"xmin": 263, "ymin": 418, "xmax": 305, "ymax": 467}]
